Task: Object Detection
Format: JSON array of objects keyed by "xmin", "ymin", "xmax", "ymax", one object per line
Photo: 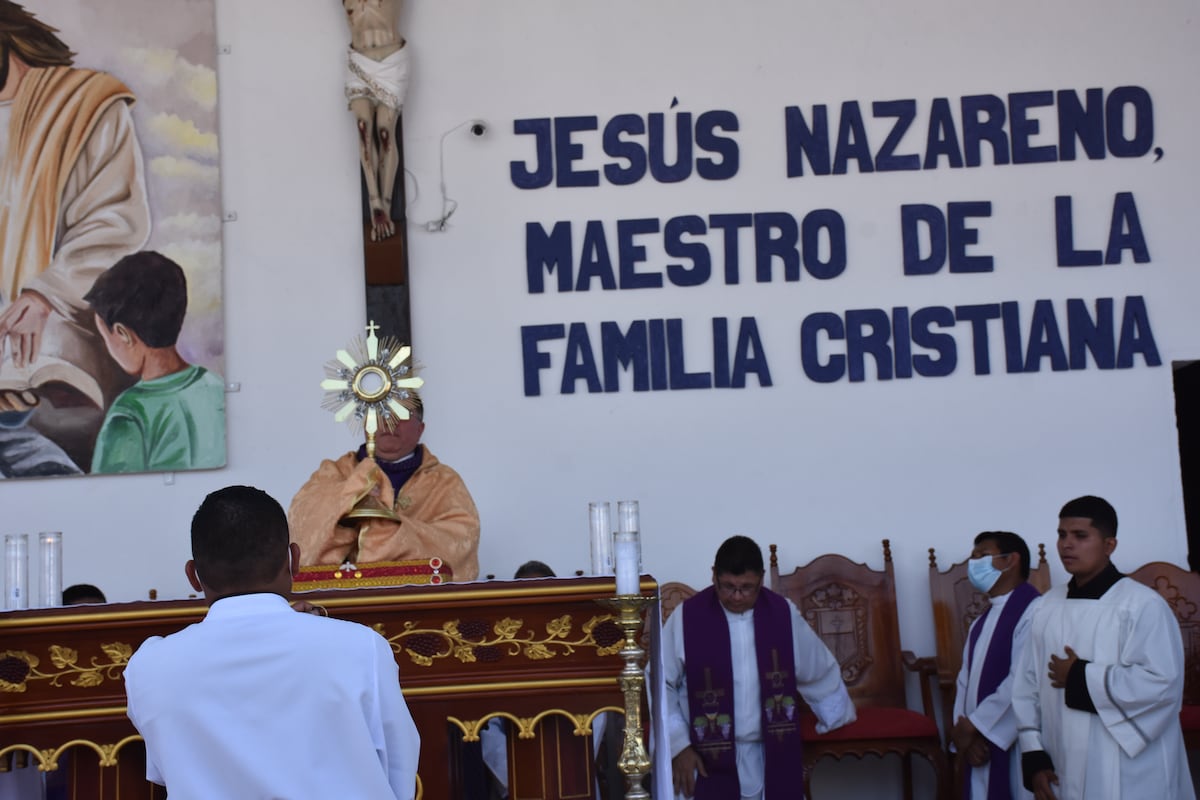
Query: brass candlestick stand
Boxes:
[{"xmin": 597, "ymin": 594, "xmax": 656, "ymax": 800}]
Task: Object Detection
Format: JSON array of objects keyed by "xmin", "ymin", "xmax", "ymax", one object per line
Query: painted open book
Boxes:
[{"xmin": 0, "ymin": 354, "xmax": 104, "ymax": 409}]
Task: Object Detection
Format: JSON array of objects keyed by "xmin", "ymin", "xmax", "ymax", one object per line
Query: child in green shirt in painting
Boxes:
[{"xmin": 85, "ymin": 251, "xmax": 225, "ymax": 474}]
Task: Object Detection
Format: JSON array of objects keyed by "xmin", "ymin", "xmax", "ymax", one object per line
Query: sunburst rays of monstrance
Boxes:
[{"xmin": 319, "ymin": 321, "xmax": 423, "ymax": 525}]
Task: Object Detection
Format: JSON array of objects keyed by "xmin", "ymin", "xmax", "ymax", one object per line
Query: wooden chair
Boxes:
[
  {"xmin": 660, "ymin": 581, "xmax": 698, "ymax": 623},
  {"xmin": 927, "ymin": 543, "xmax": 1051, "ymax": 739},
  {"xmin": 1129, "ymin": 561, "xmax": 1200, "ymax": 749},
  {"xmin": 769, "ymin": 540, "xmax": 949, "ymax": 800}
]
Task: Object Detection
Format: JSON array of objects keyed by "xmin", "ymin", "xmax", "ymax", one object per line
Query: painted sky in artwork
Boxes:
[{"xmin": 31, "ymin": 0, "xmax": 224, "ymax": 369}]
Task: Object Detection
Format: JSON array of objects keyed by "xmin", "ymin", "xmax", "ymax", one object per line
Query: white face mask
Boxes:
[{"xmin": 967, "ymin": 554, "xmax": 1009, "ymax": 593}]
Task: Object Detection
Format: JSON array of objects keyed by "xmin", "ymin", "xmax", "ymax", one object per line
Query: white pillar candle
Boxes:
[
  {"xmin": 614, "ymin": 531, "xmax": 641, "ymax": 595},
  {"xmin": 589, "ymin": 502, "xmax": 613, "ymax": 575}
]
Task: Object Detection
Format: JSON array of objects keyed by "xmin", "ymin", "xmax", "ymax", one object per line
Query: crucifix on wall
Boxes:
[{"xmin": 341, "ymin": 0, "xmax": 411, "ymax": 345}]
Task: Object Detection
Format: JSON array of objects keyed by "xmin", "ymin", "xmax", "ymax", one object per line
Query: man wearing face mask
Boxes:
[{"xmin": 951, "ymin": 531, "xmax": 1042, "ymax": 800}]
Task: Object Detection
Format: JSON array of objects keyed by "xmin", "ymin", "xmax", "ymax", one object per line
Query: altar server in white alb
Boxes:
[
  {"xmin": 124, "ymin": 485, "xmax": 420, "ymax": 800},
  {"xmin": 951, "ymin": 531, "xmax": 1041, "ymax": 800},
  {"xmin": 1012, "ymin": 495, "xmax": 1194, "ymax": 800}
]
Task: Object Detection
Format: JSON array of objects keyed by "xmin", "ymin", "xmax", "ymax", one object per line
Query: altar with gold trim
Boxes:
[{"xmin": 0, "ymin": 575, "xmax": 670, "ymax": 799}]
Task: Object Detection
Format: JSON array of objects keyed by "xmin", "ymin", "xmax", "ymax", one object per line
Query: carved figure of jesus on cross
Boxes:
[{"xmin": 341, "ymin": 0, "xmax": 407, "ymax": 242}]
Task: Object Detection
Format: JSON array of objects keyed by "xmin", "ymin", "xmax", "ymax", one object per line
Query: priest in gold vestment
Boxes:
[{"xmin": 288, "ymin": 393, "xmax": 481, "ymax": 580}]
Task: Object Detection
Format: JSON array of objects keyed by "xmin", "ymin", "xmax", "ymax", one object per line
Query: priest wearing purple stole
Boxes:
[
  {"xmin": 663, "ymin": 536, "xmax": 855, "ymax": 800},
  {"xmin": 950, "ymin": 531, "xmax": 1042, "ymax": 800}
]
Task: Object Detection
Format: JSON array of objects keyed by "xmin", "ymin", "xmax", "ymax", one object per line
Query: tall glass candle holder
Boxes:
[
  {"xmin": 5, "ymin": 533, "xmax": 29, "ymax": 610},
  {"xmin": 617, "ymin": 500, "xmax": 639, "ymax": 535},
  {"xmin": 589, "ymin": 501, "xmax": 613, "ymax": 575},
  {"xmin": 38, "ymin": 531, "xmax": 63, "ymax": 608},
  {"xmin": 616, "ymin": 500, "xmax": 642, "ymax": 572}
]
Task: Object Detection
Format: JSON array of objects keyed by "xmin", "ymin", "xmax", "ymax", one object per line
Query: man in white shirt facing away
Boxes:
[{"xmin": 124, "ymin": 485, "xmax": 420, "ymax": 800}]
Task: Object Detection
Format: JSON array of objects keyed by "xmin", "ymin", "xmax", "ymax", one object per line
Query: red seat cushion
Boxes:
[
  {"xmin": 800, "ymin": 706, "xmax": 940, "ymax": 742},
  {"xmin": 1180, "ymin": 704, "xmax": 1200, "ymax": 731}
]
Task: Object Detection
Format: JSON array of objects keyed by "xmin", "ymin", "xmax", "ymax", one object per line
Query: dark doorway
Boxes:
[{"xmin": 1173, "ymin": 361, "xmax": 1200, "ymax": 571}]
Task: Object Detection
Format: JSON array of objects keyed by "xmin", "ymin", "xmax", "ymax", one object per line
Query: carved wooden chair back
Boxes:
[
  {"xmin": 926, "ymin": 543, "xmax": 1050, "ymax": 736},
  {"xmin": 660, "ymin": 581, "xmax": 698, "ymax": 623},
  {"xmin": 1128, "ymin": 561, "xmax": 1200, "ymax": 753},
  {"xmin": 769, "ymin": 540, "xmax": 949, "ymax": 800},
  {"xmin": 769, "ymin": 540, "xmax": 906, "ymax": 708},
  {"xmin": 1129, "ymin": 560, "xmax": 1200, "ymax": 750},
  {"xmin": 1129, "ymin": 562, "xmax": 1200, "ymax": 705}
]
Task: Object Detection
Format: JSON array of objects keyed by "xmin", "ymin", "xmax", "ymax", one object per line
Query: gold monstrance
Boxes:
[{"xmin": 320, "ymin": 321, "xmax": 424, "ymax": 524}]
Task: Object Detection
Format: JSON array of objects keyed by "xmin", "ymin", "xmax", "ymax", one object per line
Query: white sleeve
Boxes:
[
  {"xmin": 1012, "ymin": 603, "xmax": 1046, "ymax": 756},
  {"xmin": 123, "ymin": 638, "xmax": 166, "ymax": 786},
  {"xmin": 969, "ymin": 597, "xmax": 1039, "ymax": 750},
  {"xmin": 374, "ymin": 633, "xmax": 421, "ymax": 800},
  {"xmin": 788, "ymin": 600, "xmax": 856, "ymax": 732},
  {"xmin": 950, "ymin": 629, "xmax": 972, "ymax": 753},
  {"xmin": 479, "ymin": 719, "xmax": 508, "ymax": 791},
  {"xmin": 661, "ymin": 605, "xmax": 694, "ymax": 759},
  {"xmin": 1085, "ymin": 588, "xmax": 1187, "ymax": 758}
]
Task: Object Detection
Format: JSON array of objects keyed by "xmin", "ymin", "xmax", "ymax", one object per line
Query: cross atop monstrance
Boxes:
[{"xmin": 319, "ymin": 320, "xmax": 423, "ymax": 459}]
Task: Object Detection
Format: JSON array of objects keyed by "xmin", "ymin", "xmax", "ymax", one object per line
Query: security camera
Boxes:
[{"xmin": 470, "ymin": 121, "xmax": 487, "ymax": 137}]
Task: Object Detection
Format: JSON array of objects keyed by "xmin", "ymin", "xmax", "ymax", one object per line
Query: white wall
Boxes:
[
  {"xmin": 4, "ymin": 0, "xmax": 1198, "ymax": 675},
  {"xmin": 399, "ymin": 0, "xmax": 1200, "ymax": 666}
]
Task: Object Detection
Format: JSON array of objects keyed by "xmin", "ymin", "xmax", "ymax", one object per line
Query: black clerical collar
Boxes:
[{"xmin": 1066, "ymin": 562, "xmax": 1124, "ymax": 599}]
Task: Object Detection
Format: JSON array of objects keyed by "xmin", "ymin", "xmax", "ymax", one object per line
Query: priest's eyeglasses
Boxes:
[{"xmin": 716, "ymin": 578, "xmax": 762, "ymax": 597}]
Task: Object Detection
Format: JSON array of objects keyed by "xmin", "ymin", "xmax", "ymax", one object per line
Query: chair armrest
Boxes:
[
  {"xmin": 901, "ymin": 650, "xmax": 939, "ymax": 721},
  {"xmin": 901, "ymin": 651, "xmax": 937, "ymax": 676}
]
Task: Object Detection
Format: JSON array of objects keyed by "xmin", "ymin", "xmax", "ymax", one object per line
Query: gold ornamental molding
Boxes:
[
  {"xmin": 0, "ymin": 738, "xmax": 425, "ymax": 798},
  {"xmin": 0, "ymin": 579, "xmax": 659, "ymax": 626},
  {"xmin": 0, "ymin": 735, "xmax": 145, "ymax": 770},
  {"xmin": 1, "ymin": 643, "xmax": 132, "ymax": 693},
  {"xmin": 0, "ymin": 705, "xmax": 129, "ymax": 726},
  {"xmin": 0, "ymin": 606, "xmax": 204, "ymax": 629},
  {"xmin": 379, "ymin": 613, "xmax": 624, "ymax": 668},
  {"xmin": 447, "ymin": 705, "xmax": 624, "ymax": 741},
  {"xmin": 403, "ymin": 676, "xmax": 616, "ymax": 698},
  {"xmin": 293, "ymin": 577, "xmax": 658, "ymax": 609}
]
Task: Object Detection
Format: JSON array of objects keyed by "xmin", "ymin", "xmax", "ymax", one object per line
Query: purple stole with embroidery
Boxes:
[
  {"xmin": 682, "ymin": 586, "xmax": 804, "ymax": 799},
  {"xmin": 964, "ymin": 581, "xmax": 1040, "ymax": 800}
]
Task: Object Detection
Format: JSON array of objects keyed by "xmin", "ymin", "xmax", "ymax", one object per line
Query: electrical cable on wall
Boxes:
[{"xmin": 415, "ymin": 118, "xmax": 487, "ymax": 233}]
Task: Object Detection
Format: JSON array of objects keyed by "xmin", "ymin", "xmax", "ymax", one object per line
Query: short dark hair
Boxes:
[
  {"xmin": 713, "ymin": 535, "xmax": 764, "ymax": 576},
  {"xmin": 191, "ymin": 486, "xmax": 290, "ymax": 593},
  {"xmin": 62, "ymin": 583, "xmax": 106, "ymax": 605},
  {"xmin": 407, "ymin": 391, "xmax": 423, "ymax": 420},
  {"xmin": 514, "ymin": 560, "xmax": 555, "ymax": 579},
  {"xmin": 85, "ymin": 251, "xmax": 188, "ymax": 348},
  {"xmin": 381, "ymin": 391, "xmax": 423, "ymax": 430},
  {"xmin": 973, "ymin": 531, "xmax": 1031, "ymax": 580},
  {"xmin": 0, "ymin": 3, "xmax": 74, "ymax": 69},
  {"xmin": 1059, "ymin": 495, "xmax": 1118, "ymax": 538}
]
